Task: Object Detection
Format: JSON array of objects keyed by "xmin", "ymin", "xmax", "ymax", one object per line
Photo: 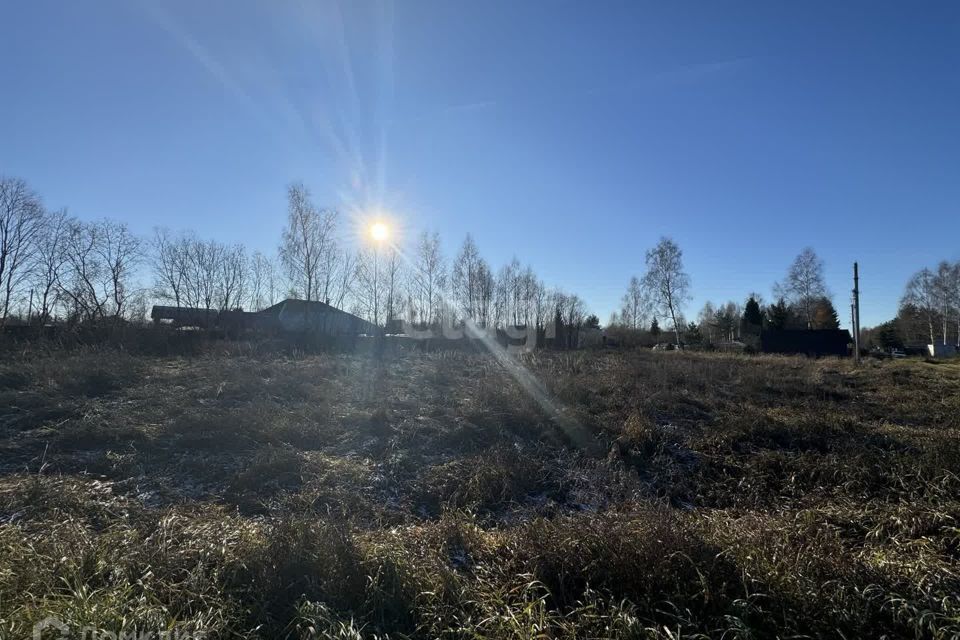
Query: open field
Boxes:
[{"xmin": 1, "ymin": 344, "xmax": 959, "ymax": 639}]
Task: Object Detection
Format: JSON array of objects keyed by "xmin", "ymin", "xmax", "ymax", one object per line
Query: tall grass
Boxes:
[{"xmin": 1, "ymin": 346, "xmax": 959, "ymax": 637}]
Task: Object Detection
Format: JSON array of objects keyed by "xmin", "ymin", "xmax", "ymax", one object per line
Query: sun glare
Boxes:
[{"xmin": 369, "ymin": 221, "xmax": 390, "ymax": 243}]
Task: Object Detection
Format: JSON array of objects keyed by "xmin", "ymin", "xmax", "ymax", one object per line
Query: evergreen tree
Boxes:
[
  {"xmin": 876, "ymin": 319, "xmax": 904, "ymax": 350},
  {"xmin": 767, "ymin": 298, "xmax": 791, "ymax": 330},
  {"xmin": 685, "ymin": 321, "xmax": 703, "ymax": 346},
  {"xmin": 743, "ymin": 296, "xmax": 764, "ymax": 327},
  {"xmin": 812, "ymin": 297, "xmax": 840, "ymax": 330},
  {"xmin": 650, "ymin": 317, "xmax": 661, "ymax": 336}
]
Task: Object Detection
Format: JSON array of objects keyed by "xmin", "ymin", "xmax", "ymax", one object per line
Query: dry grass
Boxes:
[{"xmin": 1, "ymin": 345, "xmax": 959, "ymax": 638}]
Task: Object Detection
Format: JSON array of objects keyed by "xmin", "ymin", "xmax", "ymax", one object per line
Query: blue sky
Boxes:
[{"xmin": 2, "ymin": 1, "xmax": 958, "ymax": 327}]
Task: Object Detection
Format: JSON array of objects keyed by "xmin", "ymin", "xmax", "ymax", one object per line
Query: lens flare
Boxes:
[{"xmin": 370, "ymin": 221, "xmax": 390, "ymax": 242}]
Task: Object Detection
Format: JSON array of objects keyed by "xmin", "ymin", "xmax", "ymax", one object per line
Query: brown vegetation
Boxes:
[{"xmin": 1, "ymin": 344, "xmax": 959, "ymax": 638}]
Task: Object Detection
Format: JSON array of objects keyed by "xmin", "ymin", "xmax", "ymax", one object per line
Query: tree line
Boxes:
[
  {"xmin": 609, "ymin": 245, "xmax": 844, "ymax": 348},
  {"xmin": 268, "ymin": 183, "xmax": 593, "ymax": 335},
  {"xmin": 0, "ymin": 177, "xmax": 594, "ymax": 335},
  {"xmin": 0, "ymin": 177, "xmax": 143, "ymax": 325},
  {"xmin": 5, "ymin": 173, "xmax": 954, "ymax": 347}
]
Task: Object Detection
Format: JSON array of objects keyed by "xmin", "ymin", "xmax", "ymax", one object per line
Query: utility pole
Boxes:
[
  {"xmin": 851, "ymin": 302, "xmax": 856, "ymax": 349},
  {"xmin": 852, "ymin": 262, "xmax": 861, "ymax": 364}
]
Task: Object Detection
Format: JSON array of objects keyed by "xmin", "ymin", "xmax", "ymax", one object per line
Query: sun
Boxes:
[{"xmin": 369, "ymin": 221, "xmax": 390, "ymax": 243}]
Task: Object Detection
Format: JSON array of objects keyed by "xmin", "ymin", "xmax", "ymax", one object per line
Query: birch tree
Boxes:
[
  {"xmin": 248, "ymin": 251, "xmax": 277, "ymax": 311},
  {"xmin": 451, "ymin": 234, "xmax": 482, "ymax": 321},
  {"xmin": 619, "ymin": 276, "xmax": 647, "ymax": 330},
  {"xmin": 410, "ymin": 231, "xmax": 445, "ymax": 325},
  {"xmin": 951, "ymin": 262, "xmax": 960, "ymax": 347},
  {"xmin": 777, "ymin": 248, "xmax": 829, "ymax": 328},
  {"xmin": 476, "ymin": 259, "xmax": 494, "ymax": 327},
  {"xmin": 642, "ymin": 237, "xmax": 690, "ymax": 348},
  {"xmin": 279, "ymin": 183, "xmax": 338, "ymax": 303},
  {"xmin": 934, "ymin": 261, "xmax": 956, "ymax": 345},
  {"xmin": 901, "ymin": 267, "xmax": 939, "ymax": 346}
]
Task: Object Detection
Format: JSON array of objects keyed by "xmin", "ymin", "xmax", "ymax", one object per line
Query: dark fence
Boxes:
[{"xmin": 760, "ymin": 329, "xmax": 852, "ymax": 357}]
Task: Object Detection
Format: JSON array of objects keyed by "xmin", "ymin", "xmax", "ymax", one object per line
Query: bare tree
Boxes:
[
  {"xmin": 697, "ymin": 301, "xmax": 717, "ymax": 342},
  {"xmin": 329, "ymin": 248, "xmax": 355, "ymax": 309},
  {"xmin": 502, "ymin": 257, "xmax": 522, "ymax": 326},
  {"xmin": 353, "ymin": 247, "xmax": 383, "ymax": 326},
  {"xmin": 383, "ymin": 247, "xmax": 403, "ymax": 324},
  {"xmin": 279, "ymin": 183, "xmax": 338, "ymax": 303},
  {"xmin": 353, "ymin": 242, "xmax": 404, "ymax": 327},
  {"xmin": 94, "ymin": 219, "xmax": 142, "ymax": 318},
  {"xmin": 410, "ymin": 231, "xmax": 445, "ymax": 325},
  {"xmin": 952, "ymin": 262, "xmax": 960, "ymax": 347},
  {"xmin": 218, "ymin": 244, "xmax": 247, "ymax": 310},
  {"xmin": 519, "ymin": 266, "xmax": 537, "ymax": 327},
  {"xmin": 934, "ymin": 261, "xmax": 957, "ymax": 345},
  {"xmin": 619, "ymin": 276, "xmax": 647, "ymax": 330},
  {"xmin": 642, "ymin": 237, "xmax": 690, "ymax": 348},
  {"xmin": 476, "ymin": 259, "xmax": 494, "ymax": 327},
  {"xmin": 901, "ymin": 267, "xmax": 939, "ymax": 346},
  {"xmin": 777, "ymin": 247, "xmax": 829, "ymax": 328},
  {"xmin": 59, "ymin": 220, "xmax": 107, "ymax": 321},
  {"xmin": 492, "ymin": 262, "xmax": 545, "ymax": 334},
  {"xmin": 32, "ymin": 208, "xmax": 69, "ymax": 323},
  {"xmin": 317, "ymin": 239, "xmax": 359, "ymax": 307},
  {"xmin": 127, "ymin": 290, "xmax": 149, "ymax": 324},
  {"xmin": 493, "ymin": 262, "xmax": 511, "ymax": 328},
  {"xmin": 530, "ymin": 274, "xmax": 548, "ymax": 332},
  {"xmin": 151, "ymin": 228, "xmax": 190, "ymax": 307},
  {"xmin": 451, "ymin": 234, "xmax": 483, "ymax": 321},
  {"xmin": 248, "ymin": 251, "xmax": 276, "ymax": 311},
  {"xmin": 154, "ymin": 233, "xmax": 235, "ymax": 314},
  {"xmin": 564, "ymin": 293, "xmax": 586, "ymax": 334},
  {"xmin": 0, "ymin": 177, "xmax": 44, "ymax": 323},
  {"xmin": 190, "ymin": 239, "xmax": 224, "ymax": 311},
  {"xmin": 550, "ymin": 289, "xmax": 587, "ymax": 348}
]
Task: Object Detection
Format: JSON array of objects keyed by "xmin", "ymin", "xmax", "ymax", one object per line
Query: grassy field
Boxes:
[{"xmin": 1, "ymin": 343, "xmax": 959, "ymax": 638}]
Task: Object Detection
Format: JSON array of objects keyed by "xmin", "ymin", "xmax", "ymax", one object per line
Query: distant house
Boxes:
[
  {"xmin": 150, "ymin": 299, "xmax": 377, "ymax": 336},
  {"xmin": 761, "ymin": 329, "xmax": 852, "ymax": 357},
  {"xmin": 258, "ymin": 299, "xmax": 377, "ymax": 335}
]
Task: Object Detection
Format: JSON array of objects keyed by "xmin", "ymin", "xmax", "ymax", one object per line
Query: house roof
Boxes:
[
  {"xmin": 259, "ymin": 298, "xmax": 334, "ymax": 316},
  {"xmin": 260, "ymin": 298, "xmax": 376, "ymax": 330}
]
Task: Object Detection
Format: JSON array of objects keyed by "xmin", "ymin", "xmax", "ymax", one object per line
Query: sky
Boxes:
[{"xmin": 2, "ymin": 1, "xmax": 959, "ymax": 328}]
